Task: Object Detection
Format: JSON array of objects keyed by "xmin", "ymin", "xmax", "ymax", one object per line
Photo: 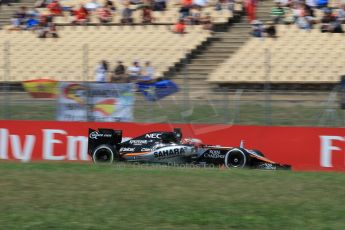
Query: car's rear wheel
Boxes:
[
  {"xmin": 225, "ymin": 149, "xmax": 249, "ymax": 168},
  {"xmin": 92, "ymin": 144, "xmax": 117, "ymax": 164}
]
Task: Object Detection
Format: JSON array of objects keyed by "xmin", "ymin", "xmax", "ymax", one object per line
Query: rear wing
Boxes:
[{"xmin": 88, "ymin": 128, "xmax": 122, "ymax": 154}]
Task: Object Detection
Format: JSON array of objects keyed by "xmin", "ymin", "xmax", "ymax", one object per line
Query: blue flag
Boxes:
[{"xmin": 137, "ymin": 80, "xmax": 179, "ymax": 101}]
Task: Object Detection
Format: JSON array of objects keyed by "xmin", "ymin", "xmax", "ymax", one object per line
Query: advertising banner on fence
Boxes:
[
  {"xmin": 57, "ymin": 82, "xmax": 135, "ymax": 122},
  {"xmin": 1, "ymin": 120, "xmax": 345, "ymax": 171}
]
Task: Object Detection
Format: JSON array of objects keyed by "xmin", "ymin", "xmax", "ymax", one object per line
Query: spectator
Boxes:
[
  {"xmin": 128, "ymin": 61, "xmax": 142, "ymax": 81},
  {"xmin": 317, "ymin": 0, "xmax": 328, "ymax": 8},
  {"xmin": 182, "ymin": 0, "xmax": 193, "ymax": 7},
  {"xmin": 271, "ymin": 2, "xmax": 285, "ymax": 24},
  {"xmin": 47, "ymin": 0, "xmax": 63, "ymax": 16},
  {"xmin": 296, "ymin": 8, "xmax": 314, "ymax": 30},
  {"xmin": 306, "ymin": 0, "xmax": 317, "ymax": 8},
  {"xmin": 72, "ymin": 5, "xmax": 89, "ymax": 24},
  {"xmin": 251, "ymin": 20, "xmax": 264, "ymax": 37},
  {"xmin": 38, "ymin": 21, "xmax": 59, "ymax": 38},
  {"xmin": 112, "ymin": 61, "xmax": 126, "ymax": 82},
  {"xmin": 141, "ymin": 61, "xmax": 155, "ymax": 80},
  {"xmin": 121, "ymin": 1, "xmax": 134, "ymax": 24},
  {"xmin": 34, "ymin": 0, "xmax": 47, "ymax": 8},
  {"xmin": 105, "ymin": 0, "xmax": 116, "ymax": 11},
  {"xmin": 10, "ymin": 13, "xmax": 22, "ymax": 30},
  {"xmin": 174, "ymin": 18, "xmax": 186, "ymax": 33},
  {"xmin": 200, "ymin": 12, "xmax": 212, "ymax": 30},
  {"xmin": 85, "ymin": 0, "xmax": 101, "ymax": 11},
  {"xmin": 16, "ymin": 6, "xmax": 28, "ymax": 26},
  {"xmin": 245, "ymin": 0, "xmax": 257, "ymax": 22},
  {"xmin": 215, "ymin": 0, "xmax": 235, "ymax": 11},
  {"xmin": 265, "ymin": 21, "xmax": 277, "ymax": 38},
  {"xmin": 194, "ymin": 0, "xmax": 208, "ymax": 8},
  {"xmin": 337, "ymin": 3, "xmax": 345, "ymax": 23},
  {"xmin": 188, "ymin": 5, "xmax": 202, "ymax": 24},
  {"xmin": 141, "ymin": 0, "xmax": 154, "ymax": 23},
  {"xmin": 26, "ymin": 14, "xmax": 39, "ymax": 30},
  {"xmin": 98, "ymin": 5, "xmax": 112, "ymax": 23},
  {"xmin": 304, "ymin": 1, "xmax": 315, "ymax": 17},
  {"xmin": 27, "ymin": 8, "xmax": 40, "ymax": 18},
  {"xmin": 321, "ymin": 8, "xmax": 343, "ymax": 33},
  {"xmin": 153, "ymin": 0, "xmax": 166, "ymax": 11},
  {"xmin": 95, "ymin": 60, "xmax": 108, "ymax": 82},
  {"xmin": 180, "ymin": 0, "xmax": 193, "ymax": 18}
]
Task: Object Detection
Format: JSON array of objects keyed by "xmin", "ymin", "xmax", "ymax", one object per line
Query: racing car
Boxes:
[{"xmin": 88, "ymin": 128, "xmax": 290, "ymax": 170}]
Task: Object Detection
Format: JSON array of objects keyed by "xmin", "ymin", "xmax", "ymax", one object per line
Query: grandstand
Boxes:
[{"xmin": 1, "ymin": 0, "xmax": 345, "ymax": 95}]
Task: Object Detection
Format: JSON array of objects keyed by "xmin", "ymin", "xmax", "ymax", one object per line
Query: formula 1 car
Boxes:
[{"xmin": 88, "ymin": 128, "xmax": 290, "ymax": 170}]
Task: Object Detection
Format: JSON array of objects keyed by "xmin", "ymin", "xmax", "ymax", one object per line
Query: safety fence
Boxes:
[{"xmin": 1, "ymin": 82, "xmax": 345, "ymax": 127}]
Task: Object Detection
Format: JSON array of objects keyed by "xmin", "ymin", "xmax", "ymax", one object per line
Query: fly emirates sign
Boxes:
[{"xmin": 0, "ymin": 128, "xmax": 89, "ymax": 162}]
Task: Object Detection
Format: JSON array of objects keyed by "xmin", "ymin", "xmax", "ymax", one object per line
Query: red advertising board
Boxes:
[{"xmin": 0, "ymin": 120, "xmax": 345, "ymax": 171}]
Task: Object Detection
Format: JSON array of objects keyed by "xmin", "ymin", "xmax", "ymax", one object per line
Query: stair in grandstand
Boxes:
[
  {"xmin": 168, "ymin": 0, "xmax": 275, "ymax": 99},
  {"xmin": 0, "ymin": 0, "xmax": 36, "ymax": 29}
]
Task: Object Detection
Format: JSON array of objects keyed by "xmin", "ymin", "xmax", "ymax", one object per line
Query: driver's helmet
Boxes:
[{"xmin": 181, "ymin": 138, "xmax": 203, "ymax": 147}]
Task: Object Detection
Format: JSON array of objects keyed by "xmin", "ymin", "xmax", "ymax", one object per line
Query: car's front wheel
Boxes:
[
  {"xmin": 224, "ymin": 149, "xmax": 249, "ymax": 168},
  {"xmin": 92, "ymin": 144, "xmax": 117, "ymax": 164}
]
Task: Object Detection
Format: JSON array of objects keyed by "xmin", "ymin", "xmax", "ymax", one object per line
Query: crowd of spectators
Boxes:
[
  {"xmin": 95, "ymin": 59, "xmax": 157, "ymax": 83},
  {"xmin": 32, "ymin": 0, "xmax": 217, "ymax": 26},
  {"xmin": 251, "ymin": 0, "xmax": 345, "ymax": 38},
  {"xmin": 3, "ymin": 0, "xmax": 231, "ymax": 34},
  {"xmin": 269, "ymin": 0, "xmax": 345, "ymax": 33},
  {"xmin": 8, "ymin": 6, "xmax": 59, "ymax": 38}
]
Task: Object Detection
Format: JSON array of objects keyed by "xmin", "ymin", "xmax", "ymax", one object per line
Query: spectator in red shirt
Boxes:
[
  {"xmin": 142, "ymin": 0, "xmax": 154, "ymax": 23},
  {"xmin": 98, "ymin": 5, "xmax": 112, "ymax": 23},
  {"xmin": 174, "ymin": 18, "xmax": 186, "ymax": 34},
  {"xmin": 182, "ymin": 0, "xmax": 192, "ymax": 7},
  {"xmin": 245, "ymin": 0, "xmax": 256, "ymax": 22},
  {"xmin": 47, "ymin": 0, "xmax": 62, "ymax": 16},
  {"xmin": 72, "ymin": 5, "xmax": 89, "ymax": 24}
]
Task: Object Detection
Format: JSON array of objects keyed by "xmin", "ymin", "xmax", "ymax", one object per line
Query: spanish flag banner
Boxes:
[{"xmin": 22, "ymin": 79, "xmax": 58, "ymax": 98}]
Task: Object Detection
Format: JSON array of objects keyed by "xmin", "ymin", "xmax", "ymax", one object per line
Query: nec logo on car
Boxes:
[
  {"xmin": 145, "ymin": 133, "xmax": 161, "ymax": 139},
  {"xmin": 154, "ymin": 147, "xmax": 186, "ymax": 158}
]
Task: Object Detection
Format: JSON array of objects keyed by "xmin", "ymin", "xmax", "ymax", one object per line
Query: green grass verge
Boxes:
[{"xmin": 0, "ymin": 162, "xmax": 344, "ymax": 229}]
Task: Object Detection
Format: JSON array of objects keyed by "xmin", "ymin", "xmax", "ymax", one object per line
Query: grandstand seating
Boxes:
[
  {"xmin": 208, "ymin": 25, "xmax": 345, "ymax": 84},
  {"xmin": 0, "ymin": 25, "xmax": 211, "ymax": 81}
]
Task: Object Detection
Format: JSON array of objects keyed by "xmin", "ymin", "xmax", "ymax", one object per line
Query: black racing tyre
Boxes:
[
  {"xmin": 92, "ymin": 144, "xmax": 117, "ymax": 164},
  {"xmin": 224, "ymin": 149, "xmax": 249, "ymax": 168},
  {"xmin": 252, "ymin": 149, "xmax": 265, "ymax": 157}
]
